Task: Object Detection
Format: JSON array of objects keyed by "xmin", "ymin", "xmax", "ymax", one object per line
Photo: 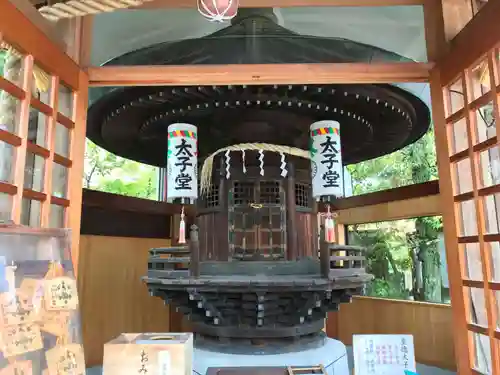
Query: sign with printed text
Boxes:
[{"xmin": 353, "ymin": 334, "xmax": 416, "ymax": 375}]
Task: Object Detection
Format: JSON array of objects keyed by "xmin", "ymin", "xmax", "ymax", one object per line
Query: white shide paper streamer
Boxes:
[
  {"xmin": 242, "ymin": 150, "xmax": 247, "ymax": 174},
  {"xmin": 258, "ymin": 150, "xmax": 264, "ymax": 176},
  {"xmin": 280, "ymin": 152, "xmax": 288, "ymax": 177},
  {"xmin": 225, "ymin": 150, "xmax": 231, "ymax": 179}
]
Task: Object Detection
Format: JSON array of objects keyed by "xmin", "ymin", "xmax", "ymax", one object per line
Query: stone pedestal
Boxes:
[{"xmin": 193, "ymin": 334, "xmax": 349, "ymax": 375}]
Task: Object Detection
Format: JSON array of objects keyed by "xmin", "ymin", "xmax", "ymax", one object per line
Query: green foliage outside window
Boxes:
[
  {"xmin": 84, "ymin": 140, "xmax": 158, "ymax": 200},
  {"xmin": 347, "ymin": 126, "xmax": 447, "ymax": 303},
  {"xmin": 348, "ymin": 216, "xmax": 447, "ymax": 303},
  {"xmin": 0, "ymin": 50, "xmax": 6, "ymax": 77}
]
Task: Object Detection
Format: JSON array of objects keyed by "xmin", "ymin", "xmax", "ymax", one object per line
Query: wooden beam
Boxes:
[
  {"xmin": 134, "ymin": 0, "xmax": 425, "ymax": 8},
  {"xmin": 336, "ymin": 194, "xmax": 442, "ymax": 225},
  {"xmin": 84, "ymin": 181, "xmax": 439, "ymax": 221},
  {"xmin": 7, "ymin": 0, "xmax": 65, "ymax": 48},
  {"xmin": 82, "ymin": 189, "xmax": 197, "ymax": 217},
  {"xmin": 81, "ymin": 205, "xmax": 171, "ymax": 238},
  {"xmin": 430, "ymin": 68, "xmax": 472, "ymax": 373},
  {"xmin": 423, "ymin": 0, "xmax": 448, "ymax": 62},
  {"xmin": 325, "ymin": 180, "xmax": 440, "ymax": 211},
  {"xmin": 68, "ymin": 70, "xmax": 89, "ymax": 277},
  {"xmin": 438, "ymin": 0, "xmax": 500, "ymax": 86},
  {"xmin": 77, "ymin": 15, "xmax": 93, "ymax": 67},
  {"xmin": 87, "ymin": 63, "xmax": 432, "ymax": 87},
  {"xmin": 0, "ymin": 0, "xmax": 80, "ymax": 89},
  {"xmin": 441, "ymin": 0, "xmax": 473, "ymax": 42}
]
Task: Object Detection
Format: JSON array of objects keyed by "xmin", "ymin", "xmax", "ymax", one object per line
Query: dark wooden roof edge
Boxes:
[{"xmin": 82, "ymin": 179, "xmax": 439, "ymax": 218}]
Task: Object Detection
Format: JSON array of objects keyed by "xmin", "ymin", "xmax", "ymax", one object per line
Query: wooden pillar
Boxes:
[
  {"xmin": 218, "ymin": 157, "xmax": 229, "ymax": 261},
  {"xmin": 319, "ymin": 225, "xmax": 330, "ymax": 279},
  {"xmin": 313, "ymin": 199, "xmax": 319, "ymax": 257},
  {"xmin": 430, "ymin": 69, "xmax": 472, "ymax": 373},
  {"xmin": 286, "ymin": 162, "xmax": 298, "ymax": 260},
  {"xmin": 189, "ymin": 224, "xmax": 200, "ymax": 277}
]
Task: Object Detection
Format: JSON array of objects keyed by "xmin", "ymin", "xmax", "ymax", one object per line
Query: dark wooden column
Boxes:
[
  {"xmin": 319, "ymin": 225, "xmax": 330, "ymax": 278},
  {"xmin": 312, "ymin": 199, "xmax": 319, "ymax": 257},
  {"xmin": 286, "ymin": 162, "xmax": 298, "ymax": 261},
  {"xmin": 189, "ymin": 224, "xmax": 200, "ymax": 277},
  {"xmin": 218, "ymin": 157, "xmax": 229, "ymax": 261}
]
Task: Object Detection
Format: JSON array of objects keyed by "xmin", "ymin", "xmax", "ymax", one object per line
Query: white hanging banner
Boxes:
[
  {"xmin": 166, "ymin": 123, "xmax": 198, "ymax": 201},
  {"xmin": 353, "ymin": 334, "xmax": 417, "ymax": 375},
  {"xmin": 309, "ymin": 120, "xmax": 343, "ymax": 198}
]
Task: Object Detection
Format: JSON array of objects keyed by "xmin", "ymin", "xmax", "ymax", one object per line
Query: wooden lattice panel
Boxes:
[
  {"xmin": 0, "ymin": 42, "xmax": 73, "ymax": 227},
  {"xmin": 0, "ymin": 0, "xmax": 88, "ymax": 272},
  {"xmin": 442, "ymin": 48, "xmax": 500, "ymax": 374}
]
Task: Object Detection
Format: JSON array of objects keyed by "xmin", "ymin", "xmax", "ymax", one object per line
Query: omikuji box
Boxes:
[{"xmin": 103, "ymin": 333, "xmax": 193, "ymax": 375}]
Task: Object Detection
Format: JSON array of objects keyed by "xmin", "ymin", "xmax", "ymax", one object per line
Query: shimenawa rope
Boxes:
[
  {"xmin": 38, "ymin": 0, "xmax": 154, "ymax": 22},
  {"xmin": 200, "ymin": 143, "xmax": 310, "ymax": 195}
]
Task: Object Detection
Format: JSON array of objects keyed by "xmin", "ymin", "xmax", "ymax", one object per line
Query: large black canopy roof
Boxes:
[{"xmin": 87, "ymin": 8, "xmax": 431, "ymax": 167}]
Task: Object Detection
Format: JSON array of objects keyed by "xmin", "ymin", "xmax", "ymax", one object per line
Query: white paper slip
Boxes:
[
  {"xmin": 353, "ymin": 334, "xmax": 416, "ymax": 375},
  {"xmin": 158, "ymin": 350, "xmax": 171, "ymax": 375}
]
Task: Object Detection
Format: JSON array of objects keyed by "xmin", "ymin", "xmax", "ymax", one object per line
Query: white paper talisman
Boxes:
[
  {"xmin": 158, "ymin": 350, "xmax": 171, "ymax": 375},
  {"xmin": 309, "ymin": 120, "xmax": 343, "ymax": 198},
  {"xmin": 166, "ymin": 123, "xmax": 198, "ymax": 201},
  {"xmin": 44, "ymin": 277, "xmax": 78, "ymax": 311},
  {"xmin": 353, "ymin": 334, "xmax": 416, "ymax": 375}
]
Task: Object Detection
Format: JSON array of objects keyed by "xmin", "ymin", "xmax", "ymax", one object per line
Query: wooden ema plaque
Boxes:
[
  {"xmin": 0, "ymin": 287, "xmax": 42, "ymax": 326},
  {"xmin": 0, "ymin": 227, "xmax": 85, "ymax": 374},
  {"xmin": 0, "ymin": 322, "xmax": 44, "ymax": 358},
  {"xmin": 43, "ymin": 277, "xmax": 79, "ymax": 311},
  {"xmin": 0, "ymin": 290, "xmax": 44, "ymax": 358},
  {"xmin": 45, "ymin": 344, "xmax": 85, "ymax": 375},
  {"xmin": 103, "ymin": 333, "xmax": 193, "ymax": 375},
  {"xmin": 0, "ymin": 360, "xmax": 33, "ymax": 375}
]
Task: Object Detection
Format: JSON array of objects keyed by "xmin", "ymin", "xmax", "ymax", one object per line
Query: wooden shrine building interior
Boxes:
[{"xmin": 0, "ymin": 0, "xmax": 500, "ymax": 373}]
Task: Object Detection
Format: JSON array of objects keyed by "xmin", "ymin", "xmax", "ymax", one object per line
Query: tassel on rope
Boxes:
[
  {"xmin": 324, "ymin": 205, "xmax": 335, "ymax": 243},
  {"xmin": 178, "ymin": 207, "xmax": 186, "ymax": 244}
]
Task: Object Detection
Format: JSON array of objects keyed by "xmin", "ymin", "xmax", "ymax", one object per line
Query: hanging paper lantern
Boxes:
[
  {"xmin": 166, "ymin": 123, "xmax": 198, "ymax": 202},
  {"xmin": 309, "ymin": 120, "xmax": 344, "ymax": 199},
  {"xmin": 197, "ymin": 0, "xmax": 239, "ymax": 22}
]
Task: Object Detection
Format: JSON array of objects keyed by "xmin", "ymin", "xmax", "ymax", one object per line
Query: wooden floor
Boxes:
[{"xmin": 327, "ymin": 297, "xmax": 456, "ymax": 370}]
